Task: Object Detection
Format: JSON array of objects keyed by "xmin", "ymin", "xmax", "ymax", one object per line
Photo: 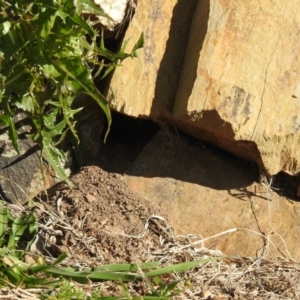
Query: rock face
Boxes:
[
  {"xmin": 0, "ymin": 137, "xmax": 54, "ymax": 203},
  {"xmin": 108, "ymin": 0, "xmax": 300, "ymax": 176},
  {"xmin": 124, "ymin": 130, "xmax": 300, "ymax": 260}
]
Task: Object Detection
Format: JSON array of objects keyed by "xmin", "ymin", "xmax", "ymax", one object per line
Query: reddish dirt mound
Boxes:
[{"xmin": 37, "ymin": 166, "xmax": 169, "ymax": 265}]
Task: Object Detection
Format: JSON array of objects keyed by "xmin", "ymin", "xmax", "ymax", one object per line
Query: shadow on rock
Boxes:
[{"xmin": 125, "ymin": 130, "xmax": 259, "ymax": 191}]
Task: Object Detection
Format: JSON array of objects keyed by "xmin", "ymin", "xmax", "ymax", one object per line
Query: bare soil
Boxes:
[{"xmin": 37, "ymin": 165, "xmax": 169, "ymax": 265}]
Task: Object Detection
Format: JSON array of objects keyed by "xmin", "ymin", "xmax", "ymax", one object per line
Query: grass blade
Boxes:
[
  {"xmin": 45, "ymin": 267, "xmax": 138, "ymax": 283},
  {"xmin": 0, "ymin": 208, "xmax": 8, "ymax": 239},
  {"xmin": 95, "ymin": 262, "xmax": 160, "ymax": 272},
  {"xmin": 95, "ymin": 297, "xmax": 169, "ymax": 300},
  {"xmin": 143, "ymin": 259, "xmax": 219, "ymax": 277}
]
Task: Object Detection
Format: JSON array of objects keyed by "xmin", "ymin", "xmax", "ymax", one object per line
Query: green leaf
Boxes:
[
  {"xmin": 39, "ymin": 8, "xmax": 56, "ymax": 39},
  {"xmin": 131, "ymin": 32, "xmax": 145, "ymax": 57},
  {"xmin": 161, "ymin": 280, "xmax": 181, "ymax": 296},
  {"xmin": 86, "ymin": 296, "xmax": 168, "ymax": 300},
  {"xmin": 99, "ymin": 63, "xmax": 119, "ymax": 80},
  {"xmin": 96, "ymin": 262, "xmax": 160, "ymax": 272},
  {"xmin": 58, "ymin": 94, "xmax": 82, "ymax": 142},
  {"xmin": 0, "ymin": 114, "xmax": 19, "ymax": 154},
  {"xmin": 6, "ymin": 267, "xmax": 22, "ymax": 286},
  {"xmin": 42, "ymin": 139, "xmax": 73, "ymax": 186},
  {"xmin": 144, "ymin": 259, "xmax": 217, "ymax": 277},
  {"xmin": 45, "ymin": 267, "xmax": 138, "ymax": 284},
  {"xmin": 1, "ymin": 39, "xmax": 29, "ymax": 60},
  {"xmin": 43, "ymin": 119, "xmax": 67, "ymax": 139},
  {"xmin": 2, "ymin": 21, "xmax": 11, "ymax": 35},
  {"xmin": 7, "ymin": 213, "xmax": 36, "ymax": 248},
  {"xmin": 64, "ymin": 11, "xmax": 94, "ymax": 37},
  {"xmin": 43, "ymin": 108, "xmax": 59, "ymax": 128},
  {"xmin": 41, "ymin": 262, "xmax": 160, "ymax": 284},
  {"xmin": 51, "ymin": 58, "xmax": 111, "ymax": 140},
  {"xmin": 15, "ymin": 95, "xmax": 35, "ymax": 113},
  {"xmin": 0, "ymin": 0, "xmax": 143, "ymax": 184},
  {"xmin": 42, "ymin": 64, "xmax": 63, "ymax": 79},
  {"xmin": 29, "ymin": 253, "xmax": 68, "ymax": 274},
  {"xmin": 74, "ymin": 0, "xmax": 113, "ymax": 21},
  {"xmin": 0, "ymin": 208, "xmax": 8, "ymax": 239}
]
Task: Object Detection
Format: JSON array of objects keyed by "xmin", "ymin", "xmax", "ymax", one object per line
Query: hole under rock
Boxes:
[
  {"xmin": 97, "ymin": 111, "xmax": 160, "ymax": 173},
  {"xmin": 72, "ymin": 110, "xmax": 300, "ymax": 201},
  {"xmin": 87, "ymin": 111, "xmax": 260, "ymax": 189}
]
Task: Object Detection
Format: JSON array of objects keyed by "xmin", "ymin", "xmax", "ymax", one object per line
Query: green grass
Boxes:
[{"xmin": 0, "ymin": 202, "xmax": 217, "ymax": 299}]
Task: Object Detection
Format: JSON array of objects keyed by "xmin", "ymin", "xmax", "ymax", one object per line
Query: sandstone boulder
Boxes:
[
  {"xmin": 108, "ymin": 0, "xmax": 300, "ymax": 176},
  {"xmin": 124, "ymin": 131, "xmax": 300, "ymax": 260}
]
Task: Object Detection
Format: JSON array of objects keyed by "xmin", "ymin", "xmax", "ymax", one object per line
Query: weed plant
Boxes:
[{"xmin": 0, "ymin": 0, "xmax": 143, "ymax": 183}]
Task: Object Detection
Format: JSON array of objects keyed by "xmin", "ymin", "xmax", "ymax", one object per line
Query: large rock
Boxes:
[
  {"xmin": 108, "ymin": 0, "xmax": 300, "ymax": 176},
  {"xmin": 0, "ymin": 136, "xmax": 54, "ymax": 203},
  {"xmin": 0, "ymin": 115, "xmax": 55, "ymax": 203},
  {"xmin": 108, "ymin": 0, "xmax": 199, "ymax": 116},
  {"xmin": 124, "ymin": 131, "xmax": 300, "ymax": 260}
]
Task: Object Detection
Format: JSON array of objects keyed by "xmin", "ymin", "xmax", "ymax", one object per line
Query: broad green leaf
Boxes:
[
  {"xmin": 39, "ymin": 8, "xmax": 56, "ymax": 38},
  {"xmin": 4, "ymin": 66, "xmax": 31, "ymax": 96},
  {"xmin": 1, "ymin": 40, "xmax": 29, "ymax": 59},
  {"xmin": 42, "ymin": 64, "xmax": 63, "ymax": 78},
  {"xmin": 51, "ymin": 58, "xmax": 111, "ymax": 140},
  {"xmin": 43, "ymin": 108, "xmax": 59, "ymax": 128},
  {"xmin": 42, "ymin": 140, "xmax": 73, "ymax": 186},
  {"xmin": 42, "ymin": 119, "xmax": 67, "ymax": 138},
  {"xmin": 58, "ymin": 94, "xmax": 82, "ymax": 142},
  {"xmin": 63, "ymin": 10, "xmax": 94, "ymax": 37},
  {"xmin": 44, "ymin": 100, "xmax": 62, "ymax": 108},
  {"xmin": 15, "ymin": 95, "xmax": 35, "ymax": 113},
  {"xmin": 7, "ymin": 213, "xmax": 34, "ymax": 248},
  {"xmin": 0, "ymin": 0, "xmax": 143, "ymax": 184},
  {"xmin": 29, "ymin": 221, "xmax": 38, "ymax": 235},
  {"xmin": 5, "ymin": 267, "xmax": 22, "ymax": 286}
]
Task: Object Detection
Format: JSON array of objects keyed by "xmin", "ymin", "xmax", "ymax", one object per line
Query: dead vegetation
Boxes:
[{"xmin": 2, "ymin": 167, "xmax": 300, "ymax": 299}]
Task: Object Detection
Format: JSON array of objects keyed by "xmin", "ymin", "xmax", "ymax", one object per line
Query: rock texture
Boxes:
[
  {"xmin": 124, "ymin": 130, "xmax": 300, "ymax": 260},
  {"xmin": 0, "ymin": 137, "xmax": 54, "ymax": 203},
  {"xmin": 108, "ymin": 0, "xmax": 300, "ymax": 176},
  {"xmin": 108, "ymin": 0, "xmax": 199, "ymax": 116},
  {"xmin": 0, "ymin": 115, "xmax": 56, "ymax": 203}
]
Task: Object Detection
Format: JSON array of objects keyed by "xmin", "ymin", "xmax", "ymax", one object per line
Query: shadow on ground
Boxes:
[{"xmin": 97, "ymin": 112, "xmax": 259, "ymax": 191}]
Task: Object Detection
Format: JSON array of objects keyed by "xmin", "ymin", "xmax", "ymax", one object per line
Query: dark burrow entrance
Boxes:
[
  {"xmin": 97, "ymin": 111, "xmax": 159, "ymax": 174},
  {"xmin": 74, "ymin": 110, "xmax": 300, "ymax": 201}
]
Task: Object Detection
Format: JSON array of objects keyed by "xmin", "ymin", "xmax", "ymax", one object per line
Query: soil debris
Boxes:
[{"xmin": 36, "ymin": 165, "xmax": 168, "ymax": 264}]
